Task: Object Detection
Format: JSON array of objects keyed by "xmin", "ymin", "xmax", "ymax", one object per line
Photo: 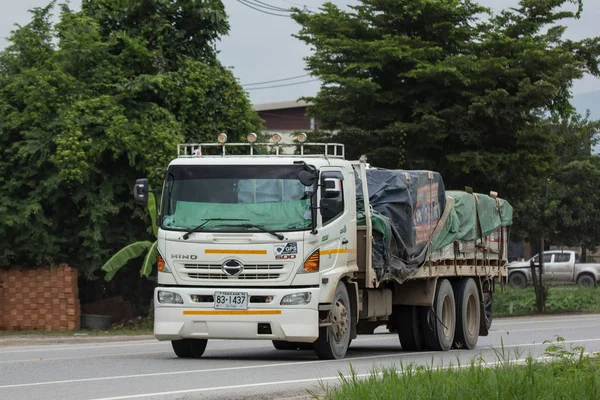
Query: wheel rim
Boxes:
[
  {"xmin": 466, "ymin": 293, "xmax": 477, "ymax": 336},
  {"xmin": 331, "ymin": 299, "xmax": 349, "ymax": 343},
  {"xmin": 441, "ymin": 295, "xmax": 453, "ymax": 336},
  {"xmin": 580, "ymin": 277, "xmax": 593, "ymax": 287}
]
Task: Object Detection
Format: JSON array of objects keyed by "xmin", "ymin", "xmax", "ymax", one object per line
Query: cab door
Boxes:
[{"xmin": 317, "ymin": 168, "xmax": 355, "ymax": 274}]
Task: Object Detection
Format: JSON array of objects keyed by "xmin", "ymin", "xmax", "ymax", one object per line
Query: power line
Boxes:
[
  {"xmin": 278, "ymin": 0, "xmax": 319, "ymax": 10},
  {"xmin": 236, "ymin": 0, "xmax": 291, "ymax": 17},
  {"xmin": 243, "ymin": 74, "xmax": 310, "ymax": 86},
  {"xmin": 245, "ymin": 79, "xmax": 320, "ymax": 90},
  {"xmin": 251, "ymin": 0, "xmax": 291, "ymax": 12}
]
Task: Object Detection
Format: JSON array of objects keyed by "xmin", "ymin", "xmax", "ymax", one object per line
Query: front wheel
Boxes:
[
  {"xmin": 314, "ymin": 282, "xmax": 351, "ymax": 360},
  {"xmin": 171, "ymin": 339, "xmax": 208, "ymax": 358},
  {"xmin": 508, "ymin": 272, "xmax": 527, "ymax": 289}
]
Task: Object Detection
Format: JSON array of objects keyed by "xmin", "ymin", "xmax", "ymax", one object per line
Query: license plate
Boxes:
[{"xmin": 214, "ymin": 292, "xmax": 248, "ymax": 310}]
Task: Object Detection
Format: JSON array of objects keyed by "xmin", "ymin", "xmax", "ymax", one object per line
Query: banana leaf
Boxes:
[
  {"xmin": 102, "ymin": 241, "xmax": 153, "ymax": 281},
  {"xmin": 140, "ymin": 241, "xmax": 158, "ymax": 278}
]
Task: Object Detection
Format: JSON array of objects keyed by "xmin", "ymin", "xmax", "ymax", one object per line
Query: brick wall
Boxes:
[{"xmin": 0, "ymin": 265, "xmax": 80, "ymax": 331}]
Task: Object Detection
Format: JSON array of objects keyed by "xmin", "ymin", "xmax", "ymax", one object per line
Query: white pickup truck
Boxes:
[{"xmin": 507, "ymin": 250, "xmax": 600, "ymax": 288}]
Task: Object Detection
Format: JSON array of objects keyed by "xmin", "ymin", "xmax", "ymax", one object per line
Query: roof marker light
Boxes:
[
  {"xmin": 272, "ymin": 133, "xmax": 282, "ymax": 144},
  {"xmin": 297, "ymin": 132, "xmax": 308, "ymax": 143},
  {"xmin": 247, "ymin": 133, "xmax": 257, "ymax": 143},
  {"xmin": 217, "ymin": 133, "xmax": 228, "ymax": 143}
]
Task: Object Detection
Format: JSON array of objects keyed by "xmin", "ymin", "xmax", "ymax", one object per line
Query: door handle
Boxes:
[{"xmin": 342, "ymin": 239, "xmax": 349, "ymax": 245}]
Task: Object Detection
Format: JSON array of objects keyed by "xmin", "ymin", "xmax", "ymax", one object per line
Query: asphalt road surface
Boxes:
[{"xmin": 1, "ymin": 314, "xmax": 600, "ymax": 400}]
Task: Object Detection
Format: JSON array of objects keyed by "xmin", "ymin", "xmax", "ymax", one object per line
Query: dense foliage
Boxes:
[
  {"xmin": 293, "ymin": 0, "xmax": 600, "ymax": 244},
  {"xmin": 0, "ymin": 0, "xmax": 261, "ymax": 275}
]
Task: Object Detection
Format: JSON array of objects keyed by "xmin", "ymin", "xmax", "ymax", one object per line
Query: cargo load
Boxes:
[{"xmin": 356, "ymin": 169, "xmax": 513, "ymax": 283}]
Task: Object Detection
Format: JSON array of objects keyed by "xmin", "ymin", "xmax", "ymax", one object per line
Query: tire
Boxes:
[
  {"xmin": 272, "ymin": 340, "xmax": 299, "ymax": 350},
  {"xmin": 397, "ymin": 305, "xmax": 424, "ymax": 351},
  {"xmin": 421, "ymin": 279, "xmax": 456, "ymax": 351},
  {"xmin": 577, "ymin": 273, "xmax": 596, "ymax": 288},
  {"xmin": 454, "ymin": 278, "xmax": 480, "ymax": 350},
  {"xmin": 508, "ymin": 272, "xmax": 527, "ymax": 289},
  {"xmin": 314, "ymin": 282, "xmax": 351, "ymax": 360},
  {"xmin": 189, "ymin": 339, "xmax": 208, "ymax": 358},
  {"xmin": 482, "ymin": 292, "xmax": 493, "ymax": 331},
  {"xmin": 171, "ymin": 339, "xmax": 192, "ymax": 358}
]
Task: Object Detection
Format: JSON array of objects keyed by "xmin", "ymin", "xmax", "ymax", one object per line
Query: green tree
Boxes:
[
  {"xmin": 292, "ymin": 0, "xmax": 600, "ymax": 220},
  {"xmin": 0, "ymin": 1, "xmax": 261, "ymax": 277}
]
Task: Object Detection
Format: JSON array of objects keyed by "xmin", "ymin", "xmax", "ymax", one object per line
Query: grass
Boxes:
[
  {"xmin": 494, "ymin": 286, "xmax": 600, "ymax": 317},
  {"xmin": 312, "ymin": 338, "xmax": 600, "ymax": 400}
]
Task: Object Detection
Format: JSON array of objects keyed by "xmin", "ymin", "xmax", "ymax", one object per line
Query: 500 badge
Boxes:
[{"xmin": 274, "ymin": 242, "xmax": 298, "ymax": 260}]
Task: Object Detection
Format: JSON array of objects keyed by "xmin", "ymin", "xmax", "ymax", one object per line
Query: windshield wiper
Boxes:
[
  {"xmin": 231, "ymin": 223, "xmax": 285, "ymax": 241},
  {"xmin": 182, "ymin": 218, "xmax": 249, "ymax": 240}
]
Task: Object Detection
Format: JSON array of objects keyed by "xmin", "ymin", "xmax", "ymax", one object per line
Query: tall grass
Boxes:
[
  {"xmin": 494, "ymin": 286, "xmax": 600, "ymax": 317},
  {"xmin": 313, "ymin": 338, "xmax": 600, "ymax": 400}
]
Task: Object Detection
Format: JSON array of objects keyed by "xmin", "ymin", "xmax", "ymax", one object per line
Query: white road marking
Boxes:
[
  {"xmin": 1, "ymin": 337, "xmax": 599, "ymax": 390},
  {"xmin": 494, "ymin": 315, "xmax": 600, "ymax": 326},
  {"xmin": 0, "ymin": 340, "xmax": 159, "ymax": 354}
]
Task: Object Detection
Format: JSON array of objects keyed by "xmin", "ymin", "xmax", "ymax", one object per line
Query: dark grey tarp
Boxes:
[{"xmin": 356, "ymin": 169, "xmax": 446, "ymax": 282}]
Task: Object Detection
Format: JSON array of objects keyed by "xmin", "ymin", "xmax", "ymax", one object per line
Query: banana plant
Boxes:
[{"xmin": 101, "ymin": 192, "xmax": 159, "ymax": 281}]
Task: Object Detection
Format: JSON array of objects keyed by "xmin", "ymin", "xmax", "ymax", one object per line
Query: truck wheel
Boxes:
[
  {"xmin": 397, "ymin": 305, "xmax": 424, "ymax": 351},
  {"xmin": 482, "ymin": 292, "xmax": 493, "ymax": 331},
  {"xmin": 314, "ymin": 282, "xmax": 351, "ymax": 360},
  {"xmin": 171, "ymin": 339, "xmax": 192, "ymax": 358},
  {"xmin": 189, "ymin": 339, "xmax": 208, "ymax": 358},
  {"xmin": 508, "ymin": 272, "xmax": 527, "ymax": 289},
  {"xmin": 577, "ymin": 273, "xmax": 596, "ymax": 288},
  {"xmin": 454, "ymin": 278, "xmax": 480, "ymax": 350},
  {"xmin": 421, "ymin": 279, "xmax": 455, "ymax": 351},
  {"xmin": 272, "ymin": 340, "xmax": 299, "ymax": 350}
]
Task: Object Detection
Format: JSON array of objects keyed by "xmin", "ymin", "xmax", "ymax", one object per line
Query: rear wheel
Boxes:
[
  {"xmin": 577, "ymin": 273, "xmax": 596, "ymax": 288},
  {"xmin": 454, "ymin": 278, "xmax": 480, "ymax": 350},
  {"xmin": 421, "ymin": 279, "xmax": 456, "ymax": 351},
  {"xmin": 482, "ymin": 292, "xmax": 493, "ymax": 331},
  {"xmin": 314, "ymin": 282, "xmax": 351, "ymax": 360},
  {"xmin": 397, "ymin": 305, "xmax": 424, "ymax": 351}
]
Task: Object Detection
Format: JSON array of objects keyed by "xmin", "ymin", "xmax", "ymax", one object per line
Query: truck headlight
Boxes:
[
  {"xmin": 158, "ymin": 290, "xmax": 183, "ymax": 304},
  {"xmin": 281, "ymin": 292, "xmax": 311, "ymax": 305}
]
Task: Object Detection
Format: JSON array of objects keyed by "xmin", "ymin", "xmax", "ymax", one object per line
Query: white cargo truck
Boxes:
[{"xmin": 133, "ymin": 133, "xmax": 512, "ymax": 359}]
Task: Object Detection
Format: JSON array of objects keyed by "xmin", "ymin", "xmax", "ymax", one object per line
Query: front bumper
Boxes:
[{"xmin": 154, "ymin": 286, "xmax": 320, "ymax": 342}]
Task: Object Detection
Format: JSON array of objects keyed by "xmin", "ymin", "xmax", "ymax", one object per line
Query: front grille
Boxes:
[{"xmin": 181, "ymin": 263, "xmax": 286, "ymax": 281}]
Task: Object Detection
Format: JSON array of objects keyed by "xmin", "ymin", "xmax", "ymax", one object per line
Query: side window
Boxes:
[
  {"xmin": 543, "ymin": 253, "xmax": 552, "ymax": 263},
  {"xmin": 321, "ymin": 171, "xmax": 344, "ymax": 225},
  {"xmin": 554, "ymin": 253, "xmax": 570, "ymax": 263}
]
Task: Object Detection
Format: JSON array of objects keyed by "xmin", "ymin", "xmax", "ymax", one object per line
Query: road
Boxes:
[{"xmin": 1, "ymin": 314, "xmax": 600, "ymax": 400}]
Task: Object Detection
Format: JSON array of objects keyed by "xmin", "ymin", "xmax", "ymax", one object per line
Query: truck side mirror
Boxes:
[
  {"xmin": 320, "ymin": 198, "xmax": 338, "ymax": 219},
  {"xmin": 322, "ymin": 178, "xmax": 341, "ymax": 199},
  {"xmin": 133, "ymin": 178, "xmax": 149, "ymax": 205},
  {"xmin": 298, "ymin": 170, "xmax": 316, "ymax": 187}
]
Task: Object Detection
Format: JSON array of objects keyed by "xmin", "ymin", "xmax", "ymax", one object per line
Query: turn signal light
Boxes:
[
  {"xmin": 304, "ymin": 250, "xmax": 320, "ymax": 273},
  {"xmin": 157, "ymin": 254, "xmax": 166, "ymax": 271}
]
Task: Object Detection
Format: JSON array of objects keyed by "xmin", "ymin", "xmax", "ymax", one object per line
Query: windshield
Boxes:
[{"xmin": 161, "ymin": 165, "xmax": 313, "ymax": 232}]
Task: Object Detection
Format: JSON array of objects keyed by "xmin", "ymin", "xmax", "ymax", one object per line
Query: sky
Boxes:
[{"xmin": 1, "ymin": 0, "xmax": 599, "ymax": 106}]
